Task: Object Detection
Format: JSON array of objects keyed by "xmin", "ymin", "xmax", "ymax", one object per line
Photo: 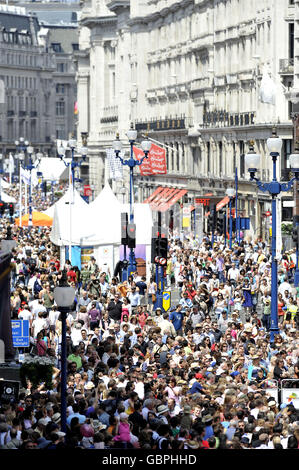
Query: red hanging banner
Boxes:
[{"xmin": 134, "ymin": 143, "xmax": 167, "ymax": 176}]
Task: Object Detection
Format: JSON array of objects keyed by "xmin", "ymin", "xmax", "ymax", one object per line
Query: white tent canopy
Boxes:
[
  {"xmin": 85, "ymin": 183, "xmax": 122, "ymax": 245},
  {"xmin": 45, "ymin": 186, "xmax": 87, "ymax": 218},
  {"xmin": 37, "ymin": 157, "xmax": 70, "ymax": 182},
  {"xmin": 0, "ymin": 178, "xmax": 10, "ymax": 189},
  {"xmin": 0, "ymin": 191, "xmax": 16, "ymax": 203},
  {"xmin": 84, "ymin": 183, "xmax": 153, "ymax": 245},
  {"xmin": 49, "ymin": 187, "xmax": 93, "ymax": 246}
]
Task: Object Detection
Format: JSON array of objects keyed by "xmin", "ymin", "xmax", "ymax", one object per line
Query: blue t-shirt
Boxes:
[
  {"xmin": 187, "ymin": 381, "xmax": 203, "ymax": 394},
  {"xmin": 169, "ymin": 311, "xmax": 184, "ymax": 331}
]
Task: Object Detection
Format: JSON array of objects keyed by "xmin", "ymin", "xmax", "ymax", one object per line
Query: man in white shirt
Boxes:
[
  {"xmin": 32, "ymin": 311, "xmax": 48, "ymax": 338},
  {"xmin": 18, "ymin": 304, "xmax": 32, "ymax": 323},
  {"xmin": 128, "ymin": 287, "xmax": 141, "ymax": 308},
  {"xmin": 227, "ymin": 263, "xmax": 239, "ymax": 285},
  {"xmin": 30, "ymin": 299, "xmax": 47, "ymax": 320}
]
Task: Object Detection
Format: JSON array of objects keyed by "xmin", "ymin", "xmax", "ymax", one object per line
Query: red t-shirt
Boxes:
[{"xmin": 67, "ymin": 270, "xmax": 77, "ymax": 283}]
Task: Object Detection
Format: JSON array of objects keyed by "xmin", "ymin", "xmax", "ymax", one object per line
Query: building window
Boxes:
[
  {"xmin": 239, "ymin": 141, "xmax": 245, "ymax": 177},
  {"xmin": 207, "ymin": 142, "xmax": 210, "ymax": 173},
  {"xmin": 175, "ymin": 142, "xmax": 179, "ymax": 171},
  {"xmin": 72, "ymin": 43, "xmax": 79, "ymax": 51},
  {"xmin": 52, "ymin": 43, "xmax": 62, "ymax": 53},
  {"xmin": 289, "ymin": 23, "xmax": 294, "ymax": 59},
  {"xmin": 56, "ymin": 84, "xmax": 65, "ymax": 94},
  {"xmin": 283, "ymin": 139, "xmax": 292, "ymax": 170},
  {"xmin": 57, "ymin": 63, "xmax": 65, "ymax": 73},
  {"xmin": 56, "ymin": 129, "xmax": 65, "ymax": 139},
  {"xmin": 56, "ymin": 101, "xmax": 65, "ymax": 116},
  {"xmin": 219, "ymin": 141, "xmax": 223, "ymax": 175}
]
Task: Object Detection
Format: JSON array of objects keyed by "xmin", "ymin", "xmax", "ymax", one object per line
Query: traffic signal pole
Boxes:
[{"xmin": 151, "ymin": 211, "xmax": 167, "ymax": 311}]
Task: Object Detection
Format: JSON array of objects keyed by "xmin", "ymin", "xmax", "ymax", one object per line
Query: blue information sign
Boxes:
[{"xmin": 11, "ymin": 320, "xmax": 29, "ymax": 348}]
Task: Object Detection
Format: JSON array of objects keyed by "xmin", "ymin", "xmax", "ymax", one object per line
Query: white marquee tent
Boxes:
[
  {"xmin": 37, "ymin": 157, "xmax": 70, "ymax": 182},
  {"xmin": 49, "ymin": 183, "xmax": 153, "ymax": 277},
  {"xmin": 0, "ymin": 191, "xmax": 16, "ymax": 203},
  {"xmin": 0, "ymin": 178, "xmax": 10, "ymax": 189},
  {"xmin": 49, "ymin": 187, "xmax": 93, "ymax": 246}
]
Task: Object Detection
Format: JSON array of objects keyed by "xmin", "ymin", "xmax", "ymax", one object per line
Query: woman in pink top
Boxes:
[{"xmin": 113, "ymin": 413, "xmax": 131, "ymax": 444}]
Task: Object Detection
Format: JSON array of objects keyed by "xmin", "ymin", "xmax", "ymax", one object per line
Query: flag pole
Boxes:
[
  {"xmin": 19, "ymin": 161, "xmax": 22, "ymax": 228},
  {"xmin": 140, "ymin": 134, "xmax": 179, "ymax": 153}
]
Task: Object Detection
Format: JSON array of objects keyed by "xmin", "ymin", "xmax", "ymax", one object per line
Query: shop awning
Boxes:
[
  {"xmin": 143, "ymin": 186, "xmax": 165, "ymax": 204},
  {"xmin": 216, "ymin": 196, "xmax": 230, "ymax": 211},
  {"xmin": 205, "ymin": 196, "xmax": 231, "ymax": 217},
  {"xmin": 144, "ymin": 186, "xmax": 187, "ymax": 212}
]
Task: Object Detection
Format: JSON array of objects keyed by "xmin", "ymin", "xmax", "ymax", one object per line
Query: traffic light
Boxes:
[
  {"xmin": 151, "ymin": 224, "xmax": 160, "ymax": 263},
  {"xmin": 217, "ymin": 212, "xmax": 226, "ymax": 234},
  {"xmin": 8, "ymin": 203, "xmax": 14, "ymax": 217},
  {"xmin": 0, "ymin": 202, "xmax": 6, "ymax": 216},
  {"xmin": 121, "ymin": 212, "xmax": 128, "ymax": 245},
  {"xmin": 127, "ymin": 223, "xmax": 136, "ymax": 248},
  {"xmin": 207, "ymin": 213, "xmax": 213, "ymax": 233},
  {"xmin": 159, "ymin": 229, "xmax": 168, "ymax": 261}
]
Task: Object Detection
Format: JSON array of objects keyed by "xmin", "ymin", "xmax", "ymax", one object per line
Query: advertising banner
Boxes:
[{"xmin": 134, "ymin": 143, "xmax": 167, "ymax": 176}]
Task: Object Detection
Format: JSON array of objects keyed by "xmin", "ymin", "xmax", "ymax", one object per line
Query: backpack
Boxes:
[{"xmin": 34, "ymin": 279, "xmax": 42, "ymax": 294}]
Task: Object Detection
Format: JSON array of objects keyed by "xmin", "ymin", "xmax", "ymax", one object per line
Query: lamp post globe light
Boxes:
[
  {"xmin": 53, "ymin": 270, "xmax": 76, "ymax": 434},
  {"xmin": 226, "ymin": 187, "xmax": 235, "ymax": 249},
  {"xmin": 245, "ymin": 128, "xmax": 299, "ymax": 343},
  {"xmin": 113, "ymin": 124, "xmax": 151, "ymax": 276},
  {"xmin": 15, "ymin": 140, "xmax": 42, "ymax": 228},
  {"xmin": 58, "ymin": 133, "xmax": 88, "ymax": 264}
]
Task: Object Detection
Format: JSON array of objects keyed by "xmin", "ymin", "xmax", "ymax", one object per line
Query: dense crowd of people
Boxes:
[{"xmin": 0, "ymin": 180, "xmax": 298, "ymax": 450}]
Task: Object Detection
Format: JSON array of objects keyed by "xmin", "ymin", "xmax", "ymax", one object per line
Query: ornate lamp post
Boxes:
[
  {"xmin": 245, "ymin": 129, "xmax": 299, "ymax": 343},
  {"xmin": 53, "ymin": 271, "xmax": 76, "ymax": 434},
  {"xmin": 113, "ymin": 125, "xmax": 151, "ymax": 275},
  {"xmin": 226, "ymin": 187, "xmax": 235, "ymax": 249},
  {"xmin": 58, "ymin": 134, "xmax": 88, "ymax": 264}
]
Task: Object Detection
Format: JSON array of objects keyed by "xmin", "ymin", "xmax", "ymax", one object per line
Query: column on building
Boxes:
[
  {"xmin": 89, "ymin": 38, "xmax": 105, "ymax": 142},
  {"xmin": 77, "ymin": 71, "xmax": 90, "ymax": 138}
]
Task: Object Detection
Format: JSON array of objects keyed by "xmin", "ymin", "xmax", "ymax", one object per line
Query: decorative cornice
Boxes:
[
  {"xmin": 106, "ymin": 0, "xmax": 130, "ymax": 13},
  {"xmin": 80, "ymin": 15, "xmax": 117, "ymax": 28},
  {"xmin": 128, "ymin": 0, "xmax": 194, "ymax": 27}
]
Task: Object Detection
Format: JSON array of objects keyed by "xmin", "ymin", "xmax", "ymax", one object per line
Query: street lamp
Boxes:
[
  {"xmin": 58, "ymin": 134, "xmax": 88, "ymax": 264},
  {"xmin": 289, "ymin": 143, "xmax": 299, "ymax": 286},
  {"xmin": 15, "ymin": 138, "xmax": 29, "ymax": 168},
  {"xmin": 245, "ymin": 128, "xmax": 299, "ymax": 343},
  {"xmin": 226, "ymin": 187, "xmax": 235, "ymax": 249},
  {"xmin": 113, "ymin": 124, "xmax": 151, "ymax": 275},
  {"xmin": 53, "ymin": 270, "xmax": 76, "ymax": 434},
  {"xmin": 27, "ymin": 145, "xmax": 35, "ymax": 227}
]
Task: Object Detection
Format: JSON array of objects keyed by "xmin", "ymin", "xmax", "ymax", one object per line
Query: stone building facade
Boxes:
[
  {"xmin": 0, "ymin": 4, "xmax": 56, "ymax": 157},
  {"xmin": 77, "ymin": 0, "xmax": 297, "ymax": 235},
  {"xmin": 0, "ymin": 2, "xmax": 81, "ymax": 179}
]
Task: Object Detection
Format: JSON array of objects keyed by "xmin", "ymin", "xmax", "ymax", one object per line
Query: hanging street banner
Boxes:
[
  {"xmin": 162, "ymin": 291, "xmax": 171, "ymax": 312},
  {"xmin": 134, "ymin": 143, "xmax": 167, "ymax": 176}
]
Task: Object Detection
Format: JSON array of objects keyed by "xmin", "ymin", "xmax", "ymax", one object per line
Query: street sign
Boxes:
[
  {"xmin": 162, "ymin": 291, "xmax": 171, "ymax": 312},
  {"xmin": 11, "ymin": 320, "xmax": 29, "ymax": 348},
  {"xmin": 0, "ymin": 380, "xmax": 20, "ymax": 403}
]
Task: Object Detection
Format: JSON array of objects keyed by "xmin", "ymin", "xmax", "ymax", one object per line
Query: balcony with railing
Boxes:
[{"xmin": 100, "ymin": 105, "xmax": 118, "ymax": 124}]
